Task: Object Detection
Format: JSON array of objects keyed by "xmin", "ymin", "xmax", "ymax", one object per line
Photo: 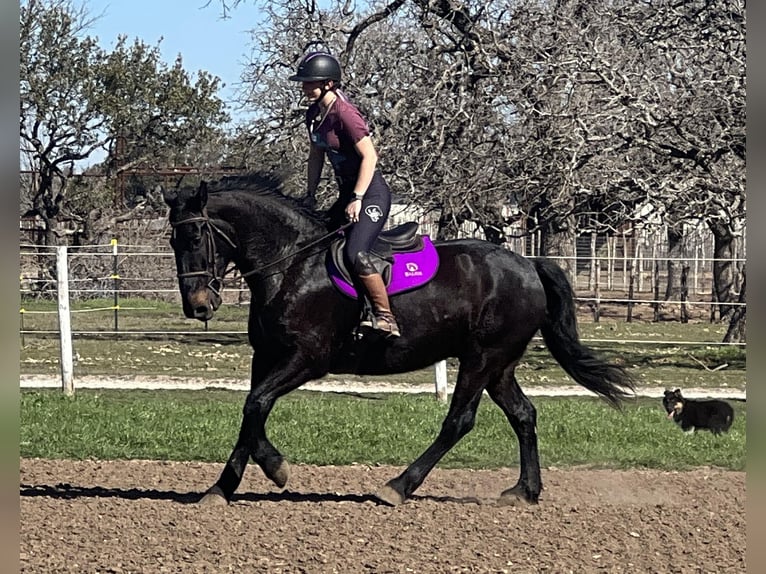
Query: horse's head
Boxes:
[{"xmin": 163, "ymin": 181, "xmax": 235, "ymax": 321}]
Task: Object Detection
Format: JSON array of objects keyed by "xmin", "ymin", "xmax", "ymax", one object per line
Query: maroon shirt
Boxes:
[{"xmin": 305, "ymin": 92, "xmax": 370, "ymax": 188}]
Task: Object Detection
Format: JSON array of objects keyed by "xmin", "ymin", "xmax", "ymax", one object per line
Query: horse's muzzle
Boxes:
[{"xmin": 184, "ymin": 289, "xmax": 221, "ymax": 321}]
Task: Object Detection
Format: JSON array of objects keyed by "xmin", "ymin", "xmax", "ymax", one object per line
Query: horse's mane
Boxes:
[
  {"xmin": 204, "ymin": 172, "xmax": 286, "ymax": 196},
  {"xmin": 193, "ymin": 172, "xmax": 328, "ymax": 226}
]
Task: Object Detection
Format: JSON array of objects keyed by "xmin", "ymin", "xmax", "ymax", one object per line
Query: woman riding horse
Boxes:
[{"xmin": 289, "ymin": 51, "xmax": 400, "ymax": 338}]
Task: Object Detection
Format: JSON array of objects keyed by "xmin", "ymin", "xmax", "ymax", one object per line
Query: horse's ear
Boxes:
[
  {"xmin": 198, "ymin": 181, "xmax": 208, "ymax": 207},
  {"xmin": 161, "ymin": 185, "xmax": 177, "ymax": 206}
]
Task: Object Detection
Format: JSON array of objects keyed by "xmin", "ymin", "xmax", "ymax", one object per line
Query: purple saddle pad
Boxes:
[{"xmin": 327, "ymin": 235, "xmax": 439, "ymax": 298}]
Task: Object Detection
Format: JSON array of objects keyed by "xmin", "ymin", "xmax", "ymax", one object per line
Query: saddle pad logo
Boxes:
[{"xmin": 404, "ymin": 262, "xmax": 422, "ymax": 277}]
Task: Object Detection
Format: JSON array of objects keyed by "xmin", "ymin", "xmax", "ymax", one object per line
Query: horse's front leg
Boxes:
[{"xmin": 200, "ymin": 355, "xmax": 316, "ymax": 506}]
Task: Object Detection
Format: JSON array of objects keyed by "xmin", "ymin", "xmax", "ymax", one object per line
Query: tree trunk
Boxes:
[
  {"xmin": 664, "ymin": 226, "xmax": 683, "ymax": 301},
  {"xmin": 539, "ymin": 215, "xmax": 577, "ymax": 284},
  {"xmin": 435, "ymin": 212, "xmax": 462, "ymax": 241},
  {"xmin": 708, "ymin": 221, "xmax": 736, "ymax": 321},
  {"xmin": 723, "ymin": 266, "xmax": 745, "ymax": 343}
]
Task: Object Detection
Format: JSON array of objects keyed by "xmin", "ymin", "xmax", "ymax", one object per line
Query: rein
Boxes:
[
  {"xmin": 238, "ymin": 221, "xmax": 353, "ymax": 279},
  {"xmin": 171, "ymin": 213, "xmax": 351, "ymax": 288}
]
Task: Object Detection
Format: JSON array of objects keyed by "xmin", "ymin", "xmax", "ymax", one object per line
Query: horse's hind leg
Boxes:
[
  {"xmin": 375, "ymin": 359, "xmax": 489, "ymax": 506},
  {"xmin": 485, "ymin": 368, "xmax": 542, "ymax": 504}
]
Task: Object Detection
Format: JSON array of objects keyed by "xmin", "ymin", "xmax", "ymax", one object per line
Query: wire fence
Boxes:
[{"xmin": 19, "ymin": 237, "xmax": 746, "ymax": 349}]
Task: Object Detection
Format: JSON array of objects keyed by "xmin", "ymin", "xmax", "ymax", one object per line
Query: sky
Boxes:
[{"xmin": 86, "ymin": 0, "xmax": 264, "ymax": 119}]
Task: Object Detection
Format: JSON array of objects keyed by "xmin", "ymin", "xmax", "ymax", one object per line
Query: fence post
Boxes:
[
  {"xmin": 434, "ymin": 360, "xmax": 448, "ymax": 402},
  {"xmin": 627, "ymin": 262, "xmax": 635, "ymax": 323},
  {"xmin": 594, "ymin": 258, "xmax": 601, "ymax": 323},
  {"xmin": 653, "ymin": 260, "xmax": 660, "ymax": 322},
  {"xmin": 56, "ymin": 246, "xmax": 75, "ymax": 395},
  {"xmin": 680, "ymin": 263, "xmax": 689, "ymax": 323},
  {"xmin": 589, "ymin": 233, "xmax": 596, "ymax": 291},
  {"xmin": 112, "ymin": 238, "xmax": 119, "ymax": 332}
]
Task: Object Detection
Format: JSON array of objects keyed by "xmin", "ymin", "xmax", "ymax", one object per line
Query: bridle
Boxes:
[
  {"xmin": 170, "ymin": 212, "xmax": 352, "ymax": 292},
  {"xmin": 170, "ymin": 214, "xmax": 237, "ymax": 297}
]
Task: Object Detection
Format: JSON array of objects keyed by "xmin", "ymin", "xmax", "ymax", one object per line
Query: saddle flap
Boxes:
[
  {"xmin": 328, "ymin": 237, "xmax": 392, "ymax": 288},
  {"xmin": 327, "ymin": 226, "xmax": 439, "ymax": 299}
]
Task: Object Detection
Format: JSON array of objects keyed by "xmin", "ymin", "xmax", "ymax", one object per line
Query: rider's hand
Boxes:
[{"xmin": 345, "ymin": 198, "xmax": 362, "ymax": 223}]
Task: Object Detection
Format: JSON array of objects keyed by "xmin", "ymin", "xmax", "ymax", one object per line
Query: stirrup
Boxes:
[{"xmin": 360, "ymin": 311, "xmax": 401, "ymax": 338}]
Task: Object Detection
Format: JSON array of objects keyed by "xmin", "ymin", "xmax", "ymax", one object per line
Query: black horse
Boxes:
[{"xmin": 163, "ymin": 174, "xmax": 634, "ymax": 506}]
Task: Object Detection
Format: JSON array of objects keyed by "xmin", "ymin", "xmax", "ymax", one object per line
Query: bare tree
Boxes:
[
  {"xmin": 20, "ymin": 0, "xmax": 231, "ymax": 245},
  {"xmin": 223, "ymin": 0, "xmax": 744, "ymax": 299},
  {"xmin": 20, "ymin": 0, "xmax": 106, "ymax": 244}
]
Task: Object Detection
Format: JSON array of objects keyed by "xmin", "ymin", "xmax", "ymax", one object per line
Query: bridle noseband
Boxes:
[{"xmin": 170, "ymin": 214, "xmax": 237, "ymax": 296}]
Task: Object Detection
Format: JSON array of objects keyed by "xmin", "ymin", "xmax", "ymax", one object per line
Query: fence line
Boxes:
[
  {"xmin": 20, "ymin": 239, "xmax": 746, "ymax": 329},
  {"xmin": 24, "ymin": 244, "xmax": 746, "ymax": 397}
]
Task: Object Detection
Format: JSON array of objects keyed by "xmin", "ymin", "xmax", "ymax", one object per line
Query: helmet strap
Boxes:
[{"xmin": 318, "ymin": 80, "xmax": 335, "ymax": 107}]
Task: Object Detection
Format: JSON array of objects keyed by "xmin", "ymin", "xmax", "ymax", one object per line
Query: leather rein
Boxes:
[{"xmin": 170, "ymin": 214, "xmax": 351, "ymax": 291}]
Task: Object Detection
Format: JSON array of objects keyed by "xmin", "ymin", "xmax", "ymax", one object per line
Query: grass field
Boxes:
[{"xmin": 20, "ymin": 389, "xmax": 746, "ymax": 471}]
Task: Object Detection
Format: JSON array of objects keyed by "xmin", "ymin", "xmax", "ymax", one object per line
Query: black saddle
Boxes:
[{"xmin": 328, "ymin": 222, "xmax": 423, "ymax": 286}]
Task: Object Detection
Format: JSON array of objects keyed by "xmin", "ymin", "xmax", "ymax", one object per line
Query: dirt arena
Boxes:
[{"xmin": 20, "ymin": 458, "xmax": 745, "ymax": 573}]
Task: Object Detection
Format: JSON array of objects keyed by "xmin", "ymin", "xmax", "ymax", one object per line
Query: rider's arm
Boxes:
[
  {"xmin": 307, "ymin": 145, "xmax": 325, "ymax": 203},
  {"xmin": 351, "ymin": 136, "xmax": 377, "ymax": 199}
]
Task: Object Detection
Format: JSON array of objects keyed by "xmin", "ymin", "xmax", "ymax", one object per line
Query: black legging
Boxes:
[{"xmin": 327, "ymin": 170, "xmax": 391, "ymax": 273}]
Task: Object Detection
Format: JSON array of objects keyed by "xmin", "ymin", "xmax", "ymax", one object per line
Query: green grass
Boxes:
[{"xmin": 20, "ymin": 389, "xmax": 746, "ymax": 471}]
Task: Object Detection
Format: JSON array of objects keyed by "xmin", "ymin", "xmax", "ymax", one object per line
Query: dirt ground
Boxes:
[{"xmin": 20, "ymin": 458, "xmax": 745, "ymax": 573}]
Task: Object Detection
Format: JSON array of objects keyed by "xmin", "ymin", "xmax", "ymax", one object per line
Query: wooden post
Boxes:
[
  {"xmin": 607, "ymin": 236, "xmax": 614, "ymax": 291},
  {"xmin": 693, "ymin": 244, "xmax": 700, "ymax": 295},
  {"xmin": 622, "ymin": 230, "xmax": 629, "ymax": 291},
  {"xmin": 434, "ymin": 360, "xmax": 448, "ymax": 403},
  {"xmin": 589, "ymin": 232, "xmax": 597, "ymax": 291},
  {"xmin": 650, "ymin": 234, "xmax": 659, "ymax": 298},
  {"xmin": 111, "ymin": 238, "xmax": 119, "ymax": 332},
  {"xmin": 594, "ymin": 258, "xmax": 601, "ymax": 323},
  {"xmin": 653, "ymin": 260, "xmax": 660, "ymax": 322},
  {"xmin": 627, "ymin": 262, "xmax": 635, "ymax": 323},
  {"xmin": 56, "ymin": 246, "xmax": 74, "ymax": 395}
]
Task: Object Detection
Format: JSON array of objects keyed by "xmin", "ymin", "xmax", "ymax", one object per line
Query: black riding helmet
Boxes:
[{"xmin": 288, "ymin": 52, "xmax": 342, "ymax": 83}]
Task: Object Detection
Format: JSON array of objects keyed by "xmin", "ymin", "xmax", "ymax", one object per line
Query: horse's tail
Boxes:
[{"xmin": 533, "ymin": 257, "xmax": 635, "ymax": 408}]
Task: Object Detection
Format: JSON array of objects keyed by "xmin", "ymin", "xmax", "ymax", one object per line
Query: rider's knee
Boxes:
[{"xmin": 353, "ymin": 251, "xmax": 377, "ymax": 276}]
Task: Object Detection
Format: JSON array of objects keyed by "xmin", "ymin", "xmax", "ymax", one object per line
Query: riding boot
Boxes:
[{"xmin": 358, "ymin": 273, "xmax": 401, "ymax": 337}]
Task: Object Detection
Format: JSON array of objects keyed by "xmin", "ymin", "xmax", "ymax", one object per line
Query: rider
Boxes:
[{"xmin": 289, "ymin": 51, "xmax": 400, "ymax": 338}]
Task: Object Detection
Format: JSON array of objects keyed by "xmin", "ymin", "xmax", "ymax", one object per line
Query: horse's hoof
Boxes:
[
  {"xmin": 375, "ymin": 483, "xmax": 405, "ymax": 507},
  {"xmin": 498, "ymin": 485, "xmax": 537, "ymax": 506},
  {"xmin": 264, "ymin": 458, "xmax": 290, "ymax": 488},
  {"xmin": 198, "ymin": 485, "xmax": 229, "ymax": 507}
]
